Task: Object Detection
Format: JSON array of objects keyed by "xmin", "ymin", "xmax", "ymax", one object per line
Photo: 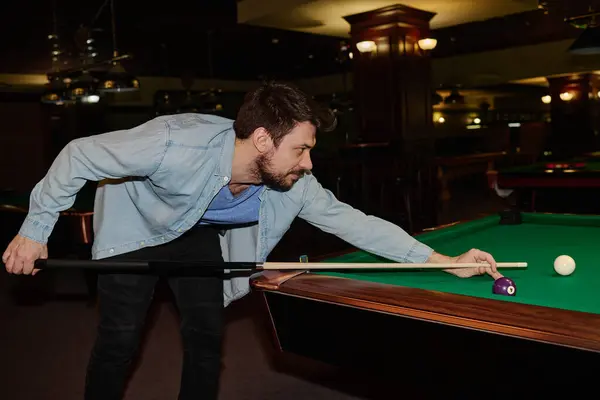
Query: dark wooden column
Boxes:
[
  {"xmin": 547, "ymin": 74, "xmax": 600, "ymax": 159},
  {"xmin": 341, "ymin": 4, "xmax": 438, "ymax": 231},
  {"xmin": 343, "ymin": 4, "xmax": 436, "ymax": 149}
]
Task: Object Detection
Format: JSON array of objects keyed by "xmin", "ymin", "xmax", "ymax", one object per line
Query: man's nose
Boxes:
[{"xmin": 300, "ymin": 153, "xmax": 313, "ymax": 171}]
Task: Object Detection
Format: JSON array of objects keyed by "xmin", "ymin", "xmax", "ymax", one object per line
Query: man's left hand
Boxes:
[{"xmin": 445, "ymin": 248, "xmax": 502, "ymax": 279}]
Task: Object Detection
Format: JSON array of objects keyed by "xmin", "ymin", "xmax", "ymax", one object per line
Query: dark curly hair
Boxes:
[{"xmin": 234, "ymin": 81, "xmax": 337, "ymax": 146}]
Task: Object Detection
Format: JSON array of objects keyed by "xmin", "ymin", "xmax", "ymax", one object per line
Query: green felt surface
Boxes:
[{"xmin": 318, "ymin": 213, "xmax": 600, "ymax": 315}]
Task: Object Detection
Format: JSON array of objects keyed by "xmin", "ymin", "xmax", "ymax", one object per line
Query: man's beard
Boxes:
[{"xmin": 253, "ymin": 151, "xmax": 306, "ymax": 191}]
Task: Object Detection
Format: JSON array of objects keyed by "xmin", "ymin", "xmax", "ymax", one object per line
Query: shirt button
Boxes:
[
  {"xmin": 223, "ymin": 176, "xmax": 229, "ymax": 182},
  {"xmin": 140, "ymin": 241, "xmax": 145, "ymax": 246},
  {"xmin": 109, "ymin": 248, "xmax": 114, "ymax": 254}
]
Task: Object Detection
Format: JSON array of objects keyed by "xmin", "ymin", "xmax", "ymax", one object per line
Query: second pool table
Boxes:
[
  {"xmin": 492, "ymin": 159, "xmax": 600, "ymax": 213},
  {"xmin": 252, "ymin": 212, "xmax": 600, "ymax": 389}
]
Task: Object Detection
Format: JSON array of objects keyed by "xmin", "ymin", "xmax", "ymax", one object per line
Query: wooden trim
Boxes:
[
  {"xmin": 260, "ymin": 293, "xmax": 284, "ymax": 352},
  {"xmin": 498, "ymin": 176, "xmax": 600, "ymax": 188},
  {"xmin": 270, "ymin": 274, "xmax": 600, "ymax": 353}
]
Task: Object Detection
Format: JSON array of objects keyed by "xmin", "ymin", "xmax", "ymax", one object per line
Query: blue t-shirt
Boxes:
[{"xmin": 198, "ymin": 184, "xmax": 263, "ymax": 225}]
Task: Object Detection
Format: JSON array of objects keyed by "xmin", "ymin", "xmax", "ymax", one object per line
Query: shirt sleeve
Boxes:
[
  {"xmin": 297, "ymin": 174, "xmax": 433, "ymax": 263},
  {"xmin": 19, "ymin": 118, "xmax": 170, "ymax": 244}
]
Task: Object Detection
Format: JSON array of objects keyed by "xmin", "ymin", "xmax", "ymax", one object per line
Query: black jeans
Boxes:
[{"xmin": 84, "ymin": 226, "xmax": 224, "ymax": 400}]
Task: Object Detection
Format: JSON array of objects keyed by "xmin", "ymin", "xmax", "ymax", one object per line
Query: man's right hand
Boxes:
[{"xmin": 2, "ymin": 235, "xmax": 48, "ymax": 275}]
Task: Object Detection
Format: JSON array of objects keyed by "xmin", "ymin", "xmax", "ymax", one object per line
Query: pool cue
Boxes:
[
  {"xmin": 258, "ymin": 262, "xmax": 526, "ymax": 270},
  {"xmin": 34, "ymin": 259, "xmax": 527, "ymax": 271}
]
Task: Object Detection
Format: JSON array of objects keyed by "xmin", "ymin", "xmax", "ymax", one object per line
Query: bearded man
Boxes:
[{"xmin": 3, "ymin": 81, "xmax": 498, "ymax": 400}]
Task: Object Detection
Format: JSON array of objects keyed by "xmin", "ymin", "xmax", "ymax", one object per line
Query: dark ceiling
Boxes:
[
  {"xmin": 0, "ymin": 0, "xmax": 350, "ymax": 81},
  {"xmin": 0, "ymin": 0, "xmax": 591, "ymax": 81}
]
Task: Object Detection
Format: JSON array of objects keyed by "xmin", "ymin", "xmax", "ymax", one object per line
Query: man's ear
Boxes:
[{"xmin": 251, "ymin": 127, "xmax": 273, "ymax": 153}]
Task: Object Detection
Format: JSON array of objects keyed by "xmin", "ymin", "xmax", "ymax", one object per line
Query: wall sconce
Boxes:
[
  {"xmin": 560, "ymin": 92, "xmax": 574, "ymax": 101},
  {"xmin": 356, "ymin": 40, "xmax": 377, "ymax": 53},
  {"xmin": 418, "ymin": 38, "xmax": 437, "ymax": 51},
  {"xmin": 433, "ymin": 111, "xmax": 444, "ymax": 123},
  {"xmin": 541, "ymin": 95, "xmax": 552, "ymax": 104}
]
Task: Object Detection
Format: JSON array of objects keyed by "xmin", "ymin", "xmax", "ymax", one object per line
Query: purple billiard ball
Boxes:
[{"xmin": 493, "ymin": 277, "xmax": 516, "ymax": 296}]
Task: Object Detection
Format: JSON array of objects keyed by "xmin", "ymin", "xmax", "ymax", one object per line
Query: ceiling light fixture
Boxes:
[
  {"xmin": 356, "ymin": 40, "xmax": 376, "ymax": 53},
  {"xmin": 418, "ymin": 38, "xmax": 437, "ymax": 51}
]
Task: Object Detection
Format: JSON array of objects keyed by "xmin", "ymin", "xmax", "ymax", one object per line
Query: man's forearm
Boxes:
[
  {"xmin": 20, "ymin": 120, "xmax": 169, "ymax": 244},
  {"xmin": 298, "ymin": 176, "xmax": 434, "ymax": 263},
  {"xmin": 426, "ymin": 251, "xmax": 457, "ymax": 264}
]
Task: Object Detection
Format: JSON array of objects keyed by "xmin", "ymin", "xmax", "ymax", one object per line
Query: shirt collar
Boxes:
[{"xmin": 216, "ymin": 127, "xmax": 236, "ymax": 180}]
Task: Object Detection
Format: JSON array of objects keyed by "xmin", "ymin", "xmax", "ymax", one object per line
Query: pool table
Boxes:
[
  {"xmin": 0, "ymin": 184, "xmax": 97, "ymax": 301},
  {"xmin": 436, "ymin": 150, "xmax": 507, "ymax": 203},
  {"xmin": 0, "ymin": 183, "xmax": 96, "ymax": 245},
  {"xmin": 496, "ymin": 159, "xmax": 600, "ymax": 189},
  {"xmin": 252, "ymin": 212, "xmax": 599, "ymax": 388},
  {"xmin": 492, "ymin": 159, "xmax": 600, "ymax": 213}
]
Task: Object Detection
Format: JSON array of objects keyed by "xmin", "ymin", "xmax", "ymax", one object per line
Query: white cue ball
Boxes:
[{"xmin": 554, "ymin": 255, "xmax": 576, "ymax": 276}]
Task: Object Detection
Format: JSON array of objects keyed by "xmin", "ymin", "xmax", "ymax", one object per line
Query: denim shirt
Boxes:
[{"xmin": 18, "ymin": 113, "xmax": 433, "ymax": 306}]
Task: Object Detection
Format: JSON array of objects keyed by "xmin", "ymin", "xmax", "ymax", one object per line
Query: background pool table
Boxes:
[
  {"xmin": 252, "ymin": 212, "xmax": 600, "ymax": 390},
  {"xmin": 497, "ymin": 159, "xmax": 600, "ymax": 188},
  {"xmin": 0, "ymin": 182, "xmax": 96, "ymax": 244},
  {"xmin": 0, "ymin": 183, "xmax": 97, "ymax": 302},
  {"xmin": 493, "ymin": 158, "xmax": 600, "ymax": 213}
]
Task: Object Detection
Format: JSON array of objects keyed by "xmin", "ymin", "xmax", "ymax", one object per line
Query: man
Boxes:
[{"xmin": 3, "ymin": 82, "xmax": 499, "ymax": 399}]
